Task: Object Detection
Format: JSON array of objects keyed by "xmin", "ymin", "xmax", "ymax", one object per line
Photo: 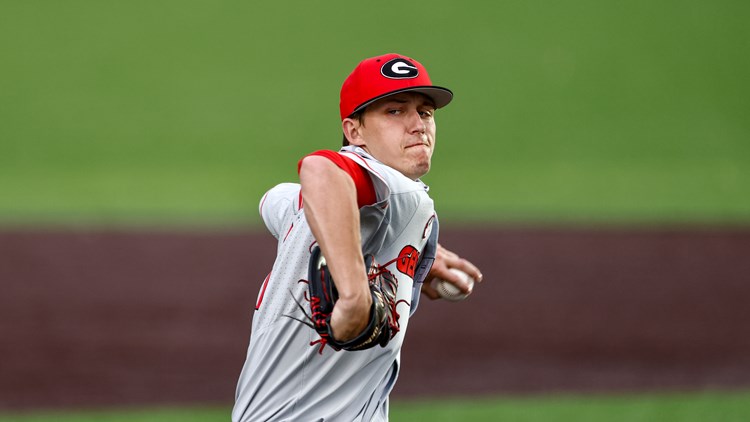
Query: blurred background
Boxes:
[{"xmin": 1, "ymin": 0, "xmax": 749, "ymax": 420}]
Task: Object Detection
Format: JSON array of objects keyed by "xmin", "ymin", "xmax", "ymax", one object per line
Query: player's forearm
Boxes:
[{"xmin": 299, "ymin": 156, "xmax": 371, "ymax": 339}]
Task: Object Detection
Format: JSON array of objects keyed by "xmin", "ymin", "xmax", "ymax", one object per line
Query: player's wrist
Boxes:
[
  {"xmin": 330, "ymin": 293, "xmax": 372, "ymax": 341},
  {"xmin": 334, "ymin": 290, "xmax": 372, "ymax": 317},
  {"xmin": 335, "ymin": 279, "xmax": 371, "ymax": 301}
]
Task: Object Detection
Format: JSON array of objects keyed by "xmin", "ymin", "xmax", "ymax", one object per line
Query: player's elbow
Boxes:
[
  {"xmin": 299, "ymin": 155, "xmax": 335, "ymax": 181},
  {"xmin": 299, "ymin": 156, "xmax": 351, "ymax": 189}
]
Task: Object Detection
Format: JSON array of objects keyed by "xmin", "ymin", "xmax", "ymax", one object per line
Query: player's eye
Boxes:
[{"xmin": 419, "ymin": 109, "xmax": 434, "ymax": 118}]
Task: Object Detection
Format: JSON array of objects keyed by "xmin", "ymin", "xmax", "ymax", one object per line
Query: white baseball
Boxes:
[{"xmin": 433, "ymin": 268, "xmax": 475, "ymax": 301}]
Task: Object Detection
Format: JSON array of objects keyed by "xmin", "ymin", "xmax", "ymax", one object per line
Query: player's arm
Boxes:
[
  {"xmin": 299, "ymin": 155, "xmax": 372, "ymax": 341},
  {"xmin": 422, "ymin": 243, "xmax": 483, "ymax": 300}
]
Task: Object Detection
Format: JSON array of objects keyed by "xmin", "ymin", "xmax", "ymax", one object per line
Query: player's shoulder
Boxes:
[
  {"xmin": 298, "ymin": 150, "xmax": 352, "ymax": 171},
  {"xmin": 340, "ymin": 147, "xmax": 428, "ymax": 189}
]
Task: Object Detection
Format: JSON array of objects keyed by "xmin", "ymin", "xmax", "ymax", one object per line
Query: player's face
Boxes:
[{"xmin": 353, "ymin": 93, "xmax": 437, "ymax": 180}]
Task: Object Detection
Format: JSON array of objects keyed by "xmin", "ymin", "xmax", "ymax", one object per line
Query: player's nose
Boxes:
[{"xmin": 407, "ymin": 110, "xmax": 426, "ymax": 134}]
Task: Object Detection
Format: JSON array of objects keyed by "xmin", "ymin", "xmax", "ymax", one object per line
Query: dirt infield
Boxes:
[{"xmin": 2, "ymin": 227, "xmax": 749, "ymax": 410}]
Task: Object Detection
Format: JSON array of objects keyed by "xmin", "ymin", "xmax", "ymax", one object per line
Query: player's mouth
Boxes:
[
  {"xmin": 405, "ymin": 144, "xmax": 430, "ymax": 154},
  {"xmin": 405, "ymin": 137, "xmax": 431, "ymax": 150}
]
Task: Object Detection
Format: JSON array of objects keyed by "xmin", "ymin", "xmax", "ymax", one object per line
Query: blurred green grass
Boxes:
[
  {"xmin": 2, "ymin": 390, "xmax": 749, "ymax": 422},
  {"xmin": 1, "ymin": 1, "xmax": 748, "ymax": 227}
]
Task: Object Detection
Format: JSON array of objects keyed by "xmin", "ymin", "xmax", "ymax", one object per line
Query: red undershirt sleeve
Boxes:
[{"xmin": 298, "ymin": 150, "xmax": 377, "ymax": 208}]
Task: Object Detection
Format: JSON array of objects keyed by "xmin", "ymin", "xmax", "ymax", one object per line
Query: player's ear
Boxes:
[{"xmin": 342, "ymin": 118, "xmax": 365, "ymax": 147}]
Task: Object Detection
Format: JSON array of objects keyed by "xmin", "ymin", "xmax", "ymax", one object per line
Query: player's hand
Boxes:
[
  {"xmin": 422, "ymin": 243, "xmax": 483, "ymax": 300},
  {"xmin": 329, "ymin": 288, "xmax": 372, "ymax": 341}
]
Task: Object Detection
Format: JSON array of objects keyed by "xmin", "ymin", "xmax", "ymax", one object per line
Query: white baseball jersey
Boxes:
[{"xmin": 232, "ymin": 146, "xmax": 439, "ymax": 422}]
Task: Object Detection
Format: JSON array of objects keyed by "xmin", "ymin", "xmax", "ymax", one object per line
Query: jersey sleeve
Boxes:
[{"xmin": 298, "ymin": 150, "xmax": 377, "ymax": 208}]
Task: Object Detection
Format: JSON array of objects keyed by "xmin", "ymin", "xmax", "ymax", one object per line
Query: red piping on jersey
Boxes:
[
  {"xmin": 283, "ymin": 223, "xmax": 294, "ymax": 242},
  {"xmin": 340, "ymin": 151, "xmax": 385, "ymax": 182},
  {"xmin": 255, "ymin": 272, "xmax": 272, "ymax": 310},
  {"xmin": 259, "ymin": 192, "xmax": 269, "ymax": 217},
  {"xmin": 422, "ymin": 214, "xmax": 436, "ymax": 239}
]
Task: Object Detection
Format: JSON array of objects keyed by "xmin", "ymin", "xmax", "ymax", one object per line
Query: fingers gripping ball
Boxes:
[
  {"xmin": 433, "ymin": 268, "xmax": 475, "ymax": 301},
  {"xmin": 302, "ymin": 246, "xmax": 405, "ymax": 353}
]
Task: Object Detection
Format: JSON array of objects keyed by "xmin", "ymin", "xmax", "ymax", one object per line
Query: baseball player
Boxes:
[{"xmin": 232, "ymin": 53, "xmax": 482, "ymax": 422}]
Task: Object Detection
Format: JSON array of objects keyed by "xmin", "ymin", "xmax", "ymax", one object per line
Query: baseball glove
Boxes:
[{"xmin": 300, "ymin": 245, "xmax": 404, "ymax": 353}]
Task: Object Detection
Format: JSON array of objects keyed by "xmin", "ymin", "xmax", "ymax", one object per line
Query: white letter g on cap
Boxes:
[{"xmin": 381, "ymin": 58, "xmax": 419, "ymax": 79}]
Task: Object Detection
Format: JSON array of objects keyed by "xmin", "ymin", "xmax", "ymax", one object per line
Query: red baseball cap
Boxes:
[{"xmin": 339, "ymin": 53, "xmax": 453, "ymax": 120}]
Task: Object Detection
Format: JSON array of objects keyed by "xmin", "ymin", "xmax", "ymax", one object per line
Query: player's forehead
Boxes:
[{"xmin": 369, "ymin": 92, "xmax": 436, "ymax": 109}]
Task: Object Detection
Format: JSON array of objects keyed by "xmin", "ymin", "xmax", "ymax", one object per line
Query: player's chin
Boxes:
[
  {"xmin": 402, "ymin": 149, "xmax": 432, "ymax": 178},
  {"xmin": 406, "ymin": 144, "xmax": 432, "ymax": 160},
  {"xmin": 409, "ymin": 160, "xmax": 431, "ymax": 179}
]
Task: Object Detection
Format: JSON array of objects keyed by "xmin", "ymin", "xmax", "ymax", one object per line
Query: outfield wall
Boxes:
[{"xmin": 2, "ymin": 227, "xmax": 749, "ymax": 410}]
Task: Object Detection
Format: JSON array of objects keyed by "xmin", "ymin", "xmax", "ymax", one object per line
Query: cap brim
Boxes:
[{"xmin": 351, "ymin": 86, "xmax": 453, "ymax": 117}]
